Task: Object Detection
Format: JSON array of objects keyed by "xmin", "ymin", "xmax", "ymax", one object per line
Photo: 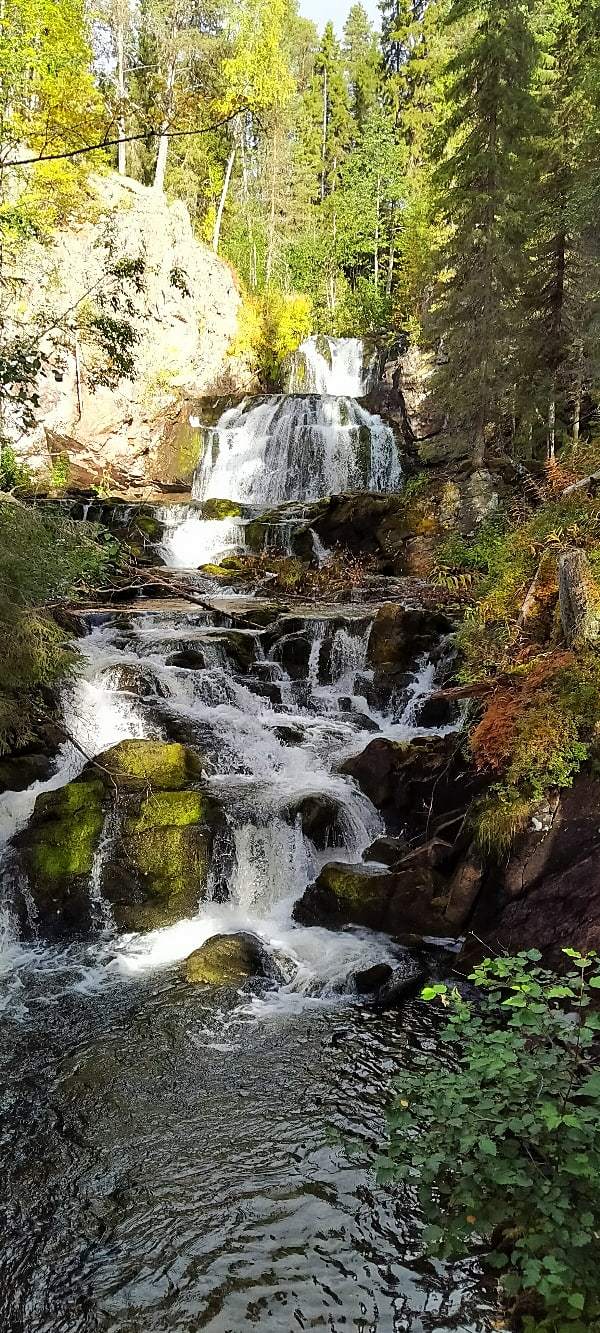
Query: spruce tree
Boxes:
[
  {"xmin": 433, "ymin": 0, "xmax": 539, "ymax": 469},
  {"xmin": 343, "ymin": 4, "xmax": 381, "ymax": 134},
  {"xmin": 519, "ymin": 0, "xmax": 600, "ymax": 457}
]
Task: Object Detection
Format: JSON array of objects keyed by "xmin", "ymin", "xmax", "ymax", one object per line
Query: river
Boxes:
[{"xmin": 0, "ymin": 336, "xmax": 495, "ymax": 1332}]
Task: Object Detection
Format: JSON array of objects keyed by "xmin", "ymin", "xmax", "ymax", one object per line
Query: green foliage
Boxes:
[
  {"xmin": 0, "ymin": 499, "xmax": 122, "ymax": 753},
  {"xmin": 0, "ymin": 446, "xmax": 32, "ymax": 493},
  {"xmin": 382, "ymin": 951, "xmax": 600, "ymax": 1331},
  {"xmin": 231, "ymin": 288, "xmax": 312, "ymax": 387}
]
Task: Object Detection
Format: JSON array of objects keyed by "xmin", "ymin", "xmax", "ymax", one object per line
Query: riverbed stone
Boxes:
[
  {"xmin": 367, "ymin": 604, "xmax": 451, "ymax": 678},
  {"xmin": 184, "ymin": 932, "xmax": 272, "ymax": 985},
  {"xmin": 286, "ymin": 793, "xmax": 345, "ymax": 849},
  {"xmin": 15, "ymin": 777, "xmax": 106, "ymax": 936},
  {"xmin": 293, "ymin": 859, "xmax": 448, "ymax": 934},
  {"xmin": 339, "ymin": 734, "xmax": 477, "ymax": 838},
  {"xmin": 96, "ymin": 739, "xmax": 203, "ymax": 790}
]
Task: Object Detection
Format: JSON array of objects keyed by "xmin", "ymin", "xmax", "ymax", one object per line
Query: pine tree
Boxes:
[
  {"xmin": 343, "ymin": 4, "xmax": 381, "ymax": 134},
  {"xmin": 433, "ymin": 0, "xmax": 539, "ymax": 469},
  {"xmin": 519, "ymin": 0, "xmax": 600, "ymax": 457},
  {"xmin": 312, "ymin": 22, "xmax": 353, "ymax": 200}
]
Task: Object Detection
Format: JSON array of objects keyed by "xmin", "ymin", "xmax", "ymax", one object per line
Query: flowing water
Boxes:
[{"xmin": 0, "ymin": 337, "xmax": 494, "ymax": 1332}]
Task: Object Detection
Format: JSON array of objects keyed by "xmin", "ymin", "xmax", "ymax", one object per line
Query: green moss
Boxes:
[
  {"xmin": 242, "ymin": 520, "xmax": 267, "ymax": 552},
  {"xmin": 185, "ymin": 933, "xmax": 263, "ymax": 984},
  {"xmin": 125, "ymin": 789, "xmax": 215, "ymax": 833},
  {"xmin": 99, "ymin": 739, "xmax": 203, "ymax": 790},
  {"xmin": 27, "ymin": 779, "xmax": 104, "ymax": 880},
  {"xmin": 201, "ymin": 498, "xmax": 243, "ymax": 520},
  {"xmin": 319, "ymin": 863, "xmax": 389, "ymax": 919},
  {"xmin": 199, "ymin": 562, "xmax": 245, "ymax": 579}
]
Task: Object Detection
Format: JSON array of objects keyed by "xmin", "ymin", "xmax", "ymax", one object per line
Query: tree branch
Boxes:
[{"xmin": 2, "ymin": 108, "xmax": 252, "ymax": 169}]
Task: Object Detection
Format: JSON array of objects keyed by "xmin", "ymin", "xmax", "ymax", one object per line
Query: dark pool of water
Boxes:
[{"xmin": 0, "ymin": 969, "xmax": 496, "ymax": 1333}]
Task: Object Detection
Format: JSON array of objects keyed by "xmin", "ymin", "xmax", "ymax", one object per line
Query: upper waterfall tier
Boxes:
[
  {"xmin": 284, "ymin": 335, "xmax": 376, "ymax": 396},
  {"xmin": 192, "ymin": 394, "xmax": 402, "ymax": 505}
]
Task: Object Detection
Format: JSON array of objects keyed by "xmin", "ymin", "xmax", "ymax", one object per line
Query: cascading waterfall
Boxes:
[
  {"xmin": 284, "ymin": 335, "xmax": 367, "ymax": 395},
  {"xmin": 192, "ymin": 393, "xmax": 401, "ymax": 506}
]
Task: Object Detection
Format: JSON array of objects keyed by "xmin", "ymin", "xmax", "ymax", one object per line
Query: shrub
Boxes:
[
  {"xmin": 229, "ymin": 287, "xmax": 312, "ymax": 388},
  {"xmin": 0, "ymin": 499, "xmax": 122, "ymax": 752},
  {"xmin": 381, "ymin": 951, "xmax": 600, "ymax": 1331}
]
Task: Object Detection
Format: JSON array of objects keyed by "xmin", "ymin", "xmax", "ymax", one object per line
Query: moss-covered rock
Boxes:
[
  {"xmin": 201, "ymin": 498, "xmax": 243, "ymax": 520},
  {"xmin": 16, "ymin": 778, "xmax": 106, "ymax": 936},
  {"xmin": 106, "ymin": 823, "xmax": 212, "ymax": 932},
  {"xmin": 15, "ymin": 741, "xmax": 220, "ymax": 937},
  {"xmin": 367, "ymin": 604, "xmax": 451, "ymax": 677},
  {"xmin": 124, "ymin": 789, "xmax": 216, "ymax": 834},
  {"xmin": 97, "ymin": 739, "xmax": 203, "ymax": 790},
  {"xmin": 293, "ymin": 857, "xmax": 449, "ymax": 935},
  {"xmin": 184, "ymin": 931, "xmax": 272, "ymax": 985}
]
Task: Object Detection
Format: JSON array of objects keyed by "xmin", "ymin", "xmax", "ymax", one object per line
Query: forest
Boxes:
[{"xmin": 2, "ymin": 0, "xmax": 600, "ymax": 466}]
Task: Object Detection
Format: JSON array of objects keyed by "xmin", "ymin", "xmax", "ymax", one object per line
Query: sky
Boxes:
[{"xmin": 299, "ymin": 0, "xmax": 381, "ymax": 34}]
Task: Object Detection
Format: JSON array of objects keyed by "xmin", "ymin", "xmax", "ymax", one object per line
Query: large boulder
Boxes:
[
  {"xmin": 184, "ymin": 932, "xmax": 274, "ymax": 985},
  {"xmin": 15, "ymin": 739, "xmax": 218, "ymax": 937},
  {"xmin": 293, "ymin": 858, "xmax": 449, "ymax": 935},
  {"xmin": 5, "ymin": 172, "xmax": 252, "ymax": 490},
  {"xmin": 339, "ymin": 735, "xmax": 476, "ymax": 837},
  {"xmin": 366, "ymin": 603, "xmax": 451, "ymax": 677},
  {"xmin": 459, "ymin": 777, "xmax": 600, "ymax": 969},
  {"xmin": 98, "ymin": 739, "xmax": 203, "ymax": 790}
]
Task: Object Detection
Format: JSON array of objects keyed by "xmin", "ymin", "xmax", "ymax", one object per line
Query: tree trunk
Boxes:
[
  {"xmin": 265, "ymin": 126, "xmax": 278, "ymax": 285},
  {"xmin": 547, "ymin": 384, "xmax": 556, "ymax": 460},
  {"xmin": 386, "ymin": 202, "xmax": 394, "ymax": 298},
  {"xmin": 212, "ymin": 145, "xmax": 236, "ymax": 253},
  {"xmin": 572, "ymin": 339, "xmax": 583, "ymax": 449},
  {"xmin": 153, "ymin": 59, "xmax": 176, "ymax": 193},
  {"xmin": 558, "ymin": 547, "xmax": 600, "ymax": 645},
  {"xmin": 116, "ymin": 21, "xmax": 126, "ymax": 176},
  {"xmin": 320, "ymin": 66, "xmax": 328, "ymax": 203},
  {"xmin": 374, "ymin": 173, "xmax": 381, "ymax": 290}
]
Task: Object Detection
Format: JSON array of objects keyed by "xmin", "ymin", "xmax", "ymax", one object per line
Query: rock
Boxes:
[
  {"xmin": 215, "ymin": 630, "xmax": 259, "ymax": 672},
  {"xmin": 15, "ymin": 778, "xmax": 106, "ymax": 936},
  {"xmin": 0, "ymin": 753, "xmax": 54, "ymax": 793},
  {"xmin": 339, "ymin": 735, "xmax": 471, "ymax": 836},
  {"xmin": 184, "ymin": 932, "xmax": 273, "ymax": 985},
  {"xmin": 166, "ymin": 649, "xmax": 206, "ymax": 669},
  {"xmin": 373, "ymin": 966, "xmax": 427, "ymax": 1010},
  {"xmin": 414, "ymin": 695, "xmax": 457, "ymax": 729},
  {"xmin": 353, "ymin": 962, "xmax": 393, "ymax": 994},
  {"xmin": 273, "ymin": 724, "xmax": 305, "ymax": 745},
  {"xmin": 293, "ymin": 859, "xmax": 448, "ymax": 935},
  {"xmin": 287, "ymin": 793, "xmax": 345, "ymax": 850},
  {"xmin": 363, "ymin": 835, "xmax": 409, "ymax": 867},
  {"xmin": 443, "ymin": 847, "xmax": 484, "ymax": 928},
  {"xmin": 15, "ymin": 740, "xmax": 219, "ymax": 937},
  {"xmin": 100, "ymin": 664, "xmax": 170, "ymax": 696},
  {"xmin": 97, "ymin": 739, "xmax": 203, "ymax": 790},
  {"xmin": 458, "ymin": 778, "xmax": 600, "ymax": 969},
  {"xmin": 5, "ymin": 172, "xmax": 252, "ymax": 490},
  {"xmin": 270, "ymin": 631, "xmax": 312, "ymax": 680},
  {"xmin": 367, "ymin": 604, "xmax": 451, "ymax": 677}
]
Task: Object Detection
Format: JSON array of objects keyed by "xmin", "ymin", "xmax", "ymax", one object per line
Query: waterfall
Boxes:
[
  {"xmin": 285, "ymin": 335, "xmax": 367, "ymax": 396},
  {"xmin": 192, "ymin": 394, "xmax": 401, "ymax": 505},
  {"xmin": 155, "ymin": 505, "xmax": 245, "ymax": 569}
]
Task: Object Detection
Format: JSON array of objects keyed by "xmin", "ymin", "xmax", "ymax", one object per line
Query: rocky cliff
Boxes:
[{"xmin": 6, "ymin": 173, "xmax": 253, "ymax": 490}]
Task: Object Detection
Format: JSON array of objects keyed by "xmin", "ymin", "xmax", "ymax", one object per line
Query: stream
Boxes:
[{"xmin": 0, "ymin": 336, "xmax": 495, "ymax": 1332}]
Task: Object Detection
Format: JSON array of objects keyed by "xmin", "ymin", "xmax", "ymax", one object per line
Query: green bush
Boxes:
[
  {"xmin": 0, "ymin": 499, "xmax": 122, "ymax": 752},
  {"xmin": 381, "ymin": 951, "xmax": 600, "ymax": 1331}
]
